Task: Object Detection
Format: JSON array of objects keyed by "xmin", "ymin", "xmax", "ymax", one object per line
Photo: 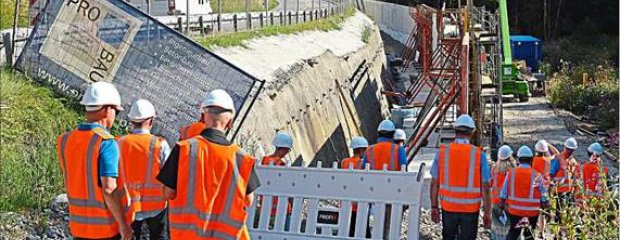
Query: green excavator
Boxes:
[{"xmin": 498, "ymin": 0, "xmax": 531, "ymax": 102}]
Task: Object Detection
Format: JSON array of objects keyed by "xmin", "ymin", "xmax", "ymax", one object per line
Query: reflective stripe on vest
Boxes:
[
  {"xmin": 507, "ymin": 168, "xmax": 540, "ymax": 217},
  {"xmin": 168, "ymin": 138, "xmax": 246, "ymax": 238},
  {"xmin": 367, "ymin": 143, "xmax": 398, "ymax": 170},
  {"xmin": 438, "ymin": 144, "xmax": 482, "ymax": 210}
]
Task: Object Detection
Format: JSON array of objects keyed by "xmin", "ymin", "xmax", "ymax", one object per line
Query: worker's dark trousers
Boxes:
[
  {"xmin": 441, "ymin": 210, "xmax": 479, "ymax": 240},
  {"xmin": 506, "ymin": 214, "xmax": 538, "ymax": 240},
  {"xmin": 554, "ymin": 192, "xmax": 572, "ymax": 223},
  {"xmin": 131, "ymin": 208, "xmax": 168, "ymax": 240}
]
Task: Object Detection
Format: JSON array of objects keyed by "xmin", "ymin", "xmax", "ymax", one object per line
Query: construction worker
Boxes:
[
  {"xmin": 57, "ymin": 82, "xmax": 133, "ymax": 240},
  {"xmin": 262, "ymin": 132, "xmax": 293, "ymax": 166},
  {"xmin": 490, "ymin": 145, "xmax": 515, "ymax": 240},
  {"xmin": 157, "ymin": 89, "xmax": 260, "ymax": 239},
  {"xmin": 499, "ymin": 146, "xmax": 549, "ymax": 240},
  {"xmin": 341, "ymin": 136, "xmax": 368, "ymax": 169},
  {"xmin": 259, "ymin": 132, "xmax": 293, "ymax": 229},
  {"xmin": 394, "ymin": 129, "xmax": 407, "ymax": 147},
  {"xmin": 430, "ymin": 114, "xmax": 492, "ymax": 240},
  {"xmin": 575, "ymin": 143, "xmax": 609, "ymax": 202},
  {"xmin": 532, "ymin": 140, "xmax": 553, "ymax": 176},
  {"xmin": 177, "ymin": 95, "xmax": 214, "ymax": 140},
  {"xmin": 549, "ymin": 137, "xmax": 579, "ymax": 223},
  {"xmin": 118, "ymin": 99, "xmax": 171, "ymax": 239},
  {"xmin": 362, "ymin": 120, "xmax": 407, "ymax": 171},
  {"xmin": 340, "ymin": 136, "xmax": 369, "ymax": 237}
]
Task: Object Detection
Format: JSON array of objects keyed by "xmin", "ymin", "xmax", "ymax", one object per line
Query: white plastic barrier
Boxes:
[{"xmin": 247, "ymin": 162, "xmax": 427, "ymax": 240}]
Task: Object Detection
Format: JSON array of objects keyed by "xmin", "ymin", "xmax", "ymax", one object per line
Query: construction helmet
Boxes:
[
  {"xmin": 534, "ymin": 140, "xmax": 549, "ymax": 153},
  {"xmin": 128, "ymin": 99, "xmax": 156, "ymax": 122},
  {"xmin": 350, "ymin": 136, "xmax": 369, "ymax": 149},
  {"xmin": 587, "ymin": 143, "xmax": 604, "ymax": 155},
  {"xmin": 377, "ymin": 120, "xmax": 396, "ymax": 132},
  {"xmin": 272, "ymin": 132, "xmax": 293, "ymax": 149},
  {"xmin": 517, "ymin": 146, "xmax": 534, "ymax": 158},
  {"xmin": 564, "ymin": 137, "xmax": 578, "ymax": 150},
  {"xmin": 80, "ymin": 82, "xmax": 123, "ymax": 111},
  {"xmin": 201, "ymin": 89, "xmax": 235, "ymax": 114},
  {"xmin": 394, "ymin": 129, "xmax": 407, "ymax": 141},
  {"xmin": 497, "ymin": 145, "xmax": 513, "ymax": 160},
  {"xmin": 455, "ymin": 114, "xmax": 475, "ymax": 131}
]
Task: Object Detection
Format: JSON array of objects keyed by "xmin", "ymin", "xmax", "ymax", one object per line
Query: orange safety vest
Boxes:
[
  {"xmin": 259, "ymin": 156, "xmax": 292, "ymax": 215},
  {"xmin": 575, "ymin": 161, "xmax": 608, "ymax": 201},
  {"xmin": 532, "ymin": 156, "xmax": 551, "ymax": 176},
  {"xmin": 118, "ymin": 134, "xmax": 166, "ymax": 217},
  {"xmin": 491, "ymin": 169, "xmax": 508, "ymax": 205},
  {"xmin": 341, "ymin": 157, "xmax": 363, "ymax": 170},
  {"xmin": 57, "ymin": 128, "xmax": 133, "ymax": 238},
  {"xmin": 506, "ymin": 167, "xmax": 542, "ymax": 217},
  {"xmin": 179, "ymin": 122, "xmax": 205, "ymax": 141},
  {"xmin": 168, "ymin": 136, "xmax": 254, "ymax": 240},
  {"xmin": 438, "ymin": 143, "xmax": 483, "ymax": 213},
  {"xmin": 553, "ymin": 151, "xmax": 573, "ymax": 193},
  {"xmin": 364, "ymin": 142, "xmax": 401, "ymax": 171}
]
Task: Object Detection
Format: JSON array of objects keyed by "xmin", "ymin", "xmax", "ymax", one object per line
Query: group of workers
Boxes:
[
  {"xmin": 427, "ymin": 115, "xmax": 610, "ymax": 240},
  {"xmin": 56, "ymin": 81, "xmax": 609, "ymax": 240}
]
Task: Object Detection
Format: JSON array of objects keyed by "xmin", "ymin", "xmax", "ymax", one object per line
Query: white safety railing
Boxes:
[{"xmin": 247, "ymin": 161, "xmax": 427, "ymax": 239}]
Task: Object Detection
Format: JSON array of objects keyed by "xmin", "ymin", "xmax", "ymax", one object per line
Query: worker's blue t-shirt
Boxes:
[
  {"xmin": 549, "ymin": 156, "xmax": 560, "ymax": 176},
  {"xmin": 361, "ymin": 137, "xmax": 408, "ymax": 167},
  {"xmin": 430, "ymin": 138, "xmax": 491, "ymax": 183},
  {"xmin": 77, "ymin": 123, "xmax": 119, "ymax": 178}
]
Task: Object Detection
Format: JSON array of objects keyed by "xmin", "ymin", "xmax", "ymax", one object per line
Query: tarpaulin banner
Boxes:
[{"xmin": 16, "ymin": 0, "xmax": 263, "ymax": 142}]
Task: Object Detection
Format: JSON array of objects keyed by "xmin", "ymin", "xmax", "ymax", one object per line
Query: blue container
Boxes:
[{"xmin": 510, "ymin": 35, "xmax": 543, "ymax": 71}]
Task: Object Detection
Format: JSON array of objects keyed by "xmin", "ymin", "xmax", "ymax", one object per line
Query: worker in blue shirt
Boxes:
[
  {"xmin": 361, "ymin": 119, "xmax": 407, "ymax": 171},
  {"xmin": 430, "ymin": 114, "xmax": 492, "ymax": 240}
]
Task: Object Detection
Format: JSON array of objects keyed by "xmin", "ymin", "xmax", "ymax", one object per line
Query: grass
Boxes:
[
  {"xmin": 210, "ymin": 0, "xmax": 278, "ymax": 14},
  {"xmin": 0, "ymin": 0, "xmax": 29, "ymax": 30},
  {"xmin": 361, "ymin": 24, "xmax": 371, "ymax": 43},
  {"xmin": 196, "ymin": 7, "xmax": 356, "ymax": 49},
  {"xmin": 0, "ymin": 69, "xmax": 82, "ymax": 211}
]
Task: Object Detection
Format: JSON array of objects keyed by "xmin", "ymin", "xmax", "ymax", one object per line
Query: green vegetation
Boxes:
[
  {"xmin": 196, "ymin": 7, "xmax": 356, "ymax": 49},
  {"xmin": 547, "ymin": 65, "xmax": 618, "ymax": 129},
  {"xmin": 1, "ymin": 0, "xmax": 29, "ymax": 30},
  {"xmin": 0, "ymin": 69, "xmax": 82, "ymax": 211},
  {"xmin": 210, "ymin": 0, "xmax": 278, "ymax": 14},
  {"xmin": 361, "ymin": 25, "xmax": 371, "ymax": 43}
]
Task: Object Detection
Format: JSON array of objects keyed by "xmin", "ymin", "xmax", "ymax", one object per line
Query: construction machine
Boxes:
[{"xmin": 498, "ymin": 0, "xmax": 531, "ymax": 102}]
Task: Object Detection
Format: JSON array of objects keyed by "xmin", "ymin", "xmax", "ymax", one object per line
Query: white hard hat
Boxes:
[
  {"xmin": 587, "ymin": 143, "xmax": 604, "ymax": 155},
  {"xmin": 394, "ymin": 129, "xmax": 406, "ymax": 141},
  {"xmin": 350, "ymin": 136, "xmax": 369, "ymax": 149},
  {"xmin": 200, "ymin": 89, "xmax": 235, "ymax": 114},
  {"xmin": 128, "ymin": 99, "xmax": 156, "ymax": 121},
  {"xmin": 534, "ymin": 140, "xmax": 549, "ymax": 153},
  {"xmin": 517, "ymin": 146, "xmax": 534, "ymax": 158},
  {"xmin": 564, "ymin": 137, "xmax": 578, "ymax": 150},
  {"xmin": 272, "ymin": 132, "xmax": 293, "ymax": 149},
  {"xmin": 497, "ymin": 145, "xmax": 513, "ymax": 160},
  {"xmin": 80, "ymin": 82, "xmax": 123, "ymax": 111},
  {"xmin": 455, "ymin": 114, "xmax": 475, "ymax": 131},
  {"xmin": 377, "ymin": 120, "xmax": 396, "ymax": 132}
]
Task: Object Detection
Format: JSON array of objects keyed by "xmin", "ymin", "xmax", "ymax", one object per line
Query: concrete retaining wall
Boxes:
[
  {"xmin": 360, "ymin": 0, "xmax": 414, "ymax": 44},
  {"xmin": 215, "ymin": 12, "xmax": 391, "ymax": 166}
]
